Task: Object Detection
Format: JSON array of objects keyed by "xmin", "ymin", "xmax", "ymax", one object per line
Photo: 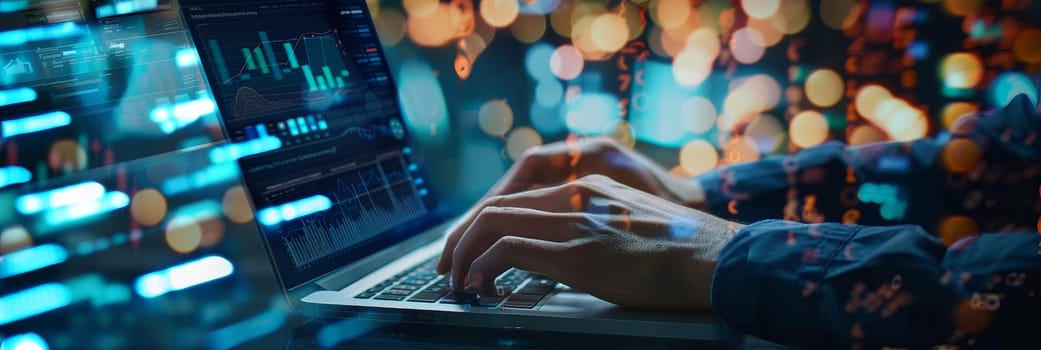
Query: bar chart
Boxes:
[{"xmin": 278, "ymin": 153, "xmax": 427, "ymax": 267}]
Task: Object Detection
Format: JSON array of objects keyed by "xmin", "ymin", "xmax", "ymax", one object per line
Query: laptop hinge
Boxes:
[{"xmin": 312, "ymin": 220, "xmax": 452, "ymax": 291}]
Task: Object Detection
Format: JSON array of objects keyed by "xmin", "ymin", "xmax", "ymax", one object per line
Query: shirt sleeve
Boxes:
[
  {"xmin": 711, "ymin": 219, "xmax": 1041, "ymax": 349},
  {"xmin": 693, "ymin": 94, "xmax": 1041, "ymax": 231}
]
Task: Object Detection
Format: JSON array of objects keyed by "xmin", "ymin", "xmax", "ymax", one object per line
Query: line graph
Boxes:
[{"xmin": 278, "ymin": 153, "xmax": 426, "ymax": 267}]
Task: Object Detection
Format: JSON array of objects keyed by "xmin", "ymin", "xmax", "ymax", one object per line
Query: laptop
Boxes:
[{"xmin": 178, "ymin": 0, "xmax": 738, "ymax": 342}]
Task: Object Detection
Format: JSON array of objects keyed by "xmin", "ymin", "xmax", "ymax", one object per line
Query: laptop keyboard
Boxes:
[{"xmin": 353, "ymin": 258, "xmax": 558, "ymax": 308}]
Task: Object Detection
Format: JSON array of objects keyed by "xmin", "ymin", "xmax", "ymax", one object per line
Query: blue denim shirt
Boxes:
[{"xmin": 700, "ymin": 95, "xmax": 1041, "ymax": 349}]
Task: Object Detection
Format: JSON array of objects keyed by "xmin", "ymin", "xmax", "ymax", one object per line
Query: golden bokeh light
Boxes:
[
  {"xmin": 722, "ymin": 136, "xmax": 761, "ymax": 164},
  {"xmin": 622, "ymin": 1, "xmax": 646, "ymax": 41},
  {"xmin": 1013, "ymin": 29, "xmax": 1041, "ymax": 64},
  {"xmin": 730, "ymin": 27, "xmax": 767, "ymax": 64},
  {"xmin": 672, "ymin": 48, "xmax": 714, "ymax": 87},
  {"xmin": 478, "ymin": 99, "xmax": 514, "ymax": 137},
  {"xmin": 222, "ymin": 186, "xmax": 254, "ymax": 224},
  {"xmin": 942, "ymin": 102, "xmax": 978, "ymax": 130},
  {"xmin": 48, "ymin": 139, "xmax": 87, "ymax": 171},
  {"xmin": 941, "ymin": 138, "xmax": 983, "ymax": 173},
  {"xmin": 938, "ymin": 215, "xmax": 979, "ymax": 247},
  {"xmin": 941, "ymin": 0, "xmax": 983, "ymax": 16},
  {"xmin": 940, "ymin": 53, "xmax": 984, "ymax": 89},
  {"xmin": 771, "ymin": 0, "xmax": 811, "ymax": 34},
  {"xmin": 871, "ymin": 98, "xmax": 929, "ymax": 141},
  {"xmin": 375, "ymin": 9, "xmax": 407, "ymax": 46},
  {"xmin": 511, "ymin": 15, "xmax": 547, "ymax": 44},
  {"xmin": 747, "ymin": 16, "xmax": 784, "ymax": 47},
  {"xmin": 681, "ymin": 96, "xmax": 718, "ymax": 133},
  {"xmin": 848, "ymin": 125, "xmax": 887, "ymax": 145},
  {"xmin": 455, "ymin": 54, "xmax": 472, "ymax": 80},
  {"xmin": 0, "ymin": 225, "xmax": 33, "ymax": 254},
  {"xmin": 506, "ymin": 127, "xmax": 544, "ymax": 160},
  {"xmin": 549, "ymin": 0, "xmax": 575, "ymax": 37},
  {"xmin": 686, "ymin": 27, "xmax": 721, "ymax": 60},
  {"xmin": 805, "ymin": 69, "xmax": 844, "ymax": 107},
  {"xmin": 742, "ymin": 0, "xmax": 781, "ymax": 19},
  {"xmin": 656, "ymin": 0, "xmax": 691, "ymax": 29},
  {"xmin": 590, "ymin": 14, "xmax": 629, "ymax": 52},
  {"xmin": 720, "ymin": 74, "xmax": 782, "ymax": 130},
  {"xmin": 407, "ymin": 4, "xmax": 474, "ymax": 47},
  {"xmin": 854, "ymin": 84, "xmax": 892, "ymax": 119},
  {"xmin": 403, "ymin": 0, "xmax": 438, "ymax": 18},
  {"xmin": 789, "ymin": 110, "xmax": 829, "ymax": 148},
  {"xmin": 820, "ymin": 0, "xmax": 856, "ymax": 30},
  {"xmin": 165, "ymin": 216, "xmax": 202, "ymax": 254},
  {"xmin": 130, "ymin": 188, "xmax": 167, "ymax": 227},
  {"xmin": 479, "ymin": 0, "xmax": 520, "ymax": 28},
  {"xmin": 679, "ymin": 139, "xmax": 719, "ymax": 176}
]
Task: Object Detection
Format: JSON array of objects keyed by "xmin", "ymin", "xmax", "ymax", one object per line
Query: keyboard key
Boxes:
[
  {"xmin": 507, "ymin": 293, "xmax": 543, "ymax": 301},
  {"xmin": 503, "ymin": 299, "xmax": 538, "ymax": 308},
  {"xmin": 516, "ymin": 286, "xmax": 553, "ymax": 295},
  {"xmin": 476, "ymin": 296, "xmax": 504, "ymax": 306},
  {"xmin": 407, "ymin": 291, "xmax": 446, "ymax": 303},
  {"xmin": 391, "ymin": 284, "xmax": 419, "ymax": 291},
  {"xmin": 438, "ymin": 292, "xmax": 477, "ymax": 304},
  {"xmin": 355, "ymin": 292, "xmax": 376, "ymax": 299},
  {"xmin": 373, "ymin": 293, "xmax": 406, "ymax": 301},
  {"xmin": 382, "ymin": 289, "xmax": 413, "ymax": 296}
]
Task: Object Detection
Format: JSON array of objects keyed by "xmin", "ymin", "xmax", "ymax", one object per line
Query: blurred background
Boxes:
[{"xmin": 1, "ymin": 0, "xmax": 1040, "ymax": 348}]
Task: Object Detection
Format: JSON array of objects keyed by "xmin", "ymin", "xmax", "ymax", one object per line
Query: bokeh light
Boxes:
[
  {"xmin": 722, "ymin": 136, "xmax": 761, "ymax": 164},
  {"xmin": 941, "ymin": 138, "xmax": 983, "ymax": 174},
  {"xmin": 0, "ymin": 225, "xmax": 32, "ymax": 254},
  {"xmin": 744, "ymin": 114, "xmax": 785, "ymax": 153},
  {"xmin": 679, "ymin": 140, "xmax": 719, "ymax": 176},
  {"xmin": 938, "ymin": 215, "xmax": 979, "ymax": 247},
  {"xmin": 742, "ymin": 0, "xmax": 780, "ymax": 19},
  {"xmin": 655, "ymin": 0, "xmax": 691, "ymax": 29},
  {"xmin": 130, "ymin": 189, "xmax": 167, "ymax": 227},
  {"xmin": 550, "ymin": 44, "xmax": 584, "ymax": 80},
  {"xmin": 478, "ymin": 100, "xmax": 514, "ymax": 137},
  {"xmin": 820, "ymin": 0, "xmax": 856, "ymax": 30},
  {"xmin": 525, "ymin": 43, "xmax": 556, "ymax": 81},
  {"xmin": 720, "ymin": 74, "xmax": 782, "ymax": 130},
  {"xmin": 672, "ymin": 49, "xmax": 713, "ymax": 87},
  {"xmin": 804, "ymin": 69, "xmax": 844, "ymax": 107},
  {"xmin": 940, "ymin": 53, "xmax": 984, "ymax": 89},
  {"xmin": 771, "ymin": 0, "xmax": 811, "ymax": 34},
  {"xmin": 589, "ymin": 13, "xmax": 628, "ymax": 52},
  {"xmin": 855, "ymin": 84, "xmax": 892, "ymax": 120},
  {"xmin": 602, "ymin": 119, "xmax": 637, "ymax": 148},
  {"xmin": 511, "ymin": 15, "xmax": 547, "ymax": 44},
  {"xmin": 505, "ymin": 127, "xmax": 544, "ymax": 160},
  {"xmin": 848, "ymin": 125, "xmax": 887, "ymax": 145},
  {"xmin": 941, "ymin": 102, "xmax": 978, "ymax": 130},
  {"xmin": 48, "ymin": 139, "xmax": 87, "ymax": 171},
  {"xmin": 403, "ymin": 0, "xmax": 437, "ymax": 17},
  {"xmin": 165, "ymin": 216, "xmax": 202, "ymax": 254},
  {"xmin": 1013, "ymin": 29, "xmax": 1041, "ymax": 64},
  {"xmin": 789, "ymin": 110, "xmax": 829, "ymax": 148},
  {"xmin": 480, "ymin": 0, "xmax": 520, "ymax": 28},
  {"xmin": 730, "ymin": 27, "xmax": 767, "ymax": 64},
  {"xmin": 991, "ymin": 72, "xmax": 1039, "ymax": 107},
  {"xmin": 374, "ymin": 9, "xmax": 407, "ymax": 46},
  {"xmin": 941, "ymin": 0, "xmax": 983, "ymax": 16},
  {"xmin": 681, "ymin": 96, "xmax": 718, "ymax": 134},
  {"xmin": 535, "ymin": 80, "xmax": 564, "ymax": 107},
  {"xmin": 222, "ymin": 186, "xmax": 253, "ymax": 224}
]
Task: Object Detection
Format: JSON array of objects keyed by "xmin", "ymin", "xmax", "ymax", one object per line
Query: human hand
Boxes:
[
  {"xmin": 436, "ymin": 174, "xmax": 742, "ymax": 310},
  {"xmin": 480, "ymin": 136, "xmax": 707, "ymax": 210}
]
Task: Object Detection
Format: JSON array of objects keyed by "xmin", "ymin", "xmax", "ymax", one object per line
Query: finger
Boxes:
[
  {"xmin": 436, "ymin": 178, "xmax": 606, "ymax": 274},
  {"xmin": 450, "ymin": 207, "xmax": 589, "ymax": 291},
  {"xmin": 484, "ymin": 142, "xmax": 571, "ymax": 197},
  {"xmin": 466, "ymin": 236, "xmax": 569, "ymax": 295}
]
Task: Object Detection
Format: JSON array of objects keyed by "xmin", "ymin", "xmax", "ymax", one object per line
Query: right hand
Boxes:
[{"xmin": 483, "ymin": 136, "xmax": 706, "ymax": 208}]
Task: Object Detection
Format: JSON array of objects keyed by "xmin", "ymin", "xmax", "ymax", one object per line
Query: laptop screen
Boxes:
[{"xmin": 179, "ymin": 0, "xmax": 443, "ymax": 288}]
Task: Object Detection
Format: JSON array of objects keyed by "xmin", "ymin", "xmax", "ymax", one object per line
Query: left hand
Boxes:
[{"xmin": 439, "ymin": 174, "xmax": 742, "ymax": 310}]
